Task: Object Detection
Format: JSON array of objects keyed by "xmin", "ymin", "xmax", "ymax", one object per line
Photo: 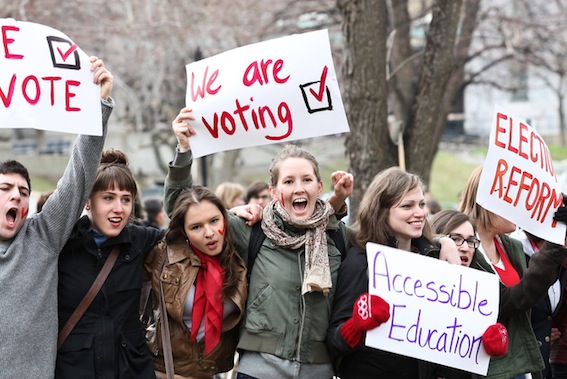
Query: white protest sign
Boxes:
[
  {"xmin": 185, "ymin": 29, "xmax": 350, "ymax": 158},
  {"xmin": 476, "ymin": 104, "xmax": 565, "ymax": 244},
  {"xmin": 366, "ymin": 242, "xmax": 499, "ymax": 375},
  {"xmin": 0, "ymin": 19, "xmax": 102, "ymax": 135}
]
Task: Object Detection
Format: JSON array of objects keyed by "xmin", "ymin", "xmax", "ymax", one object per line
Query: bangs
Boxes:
[{"xmin": 92, "ymin": 165, "xmax": 137, "ymax": 197}]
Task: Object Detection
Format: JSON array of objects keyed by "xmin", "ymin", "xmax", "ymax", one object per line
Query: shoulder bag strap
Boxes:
[
  {"xmin": 57, "ymin": 246, "xmax": 120, "ymax": 350},
  {"xmin": 159, "ymin": 249, "xmax": 175, "ymax": 379}
]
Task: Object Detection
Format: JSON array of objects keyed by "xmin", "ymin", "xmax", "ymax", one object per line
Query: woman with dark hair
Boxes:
[
  {"xmin": 56, "ymin": 149, "xmax": 165, "ymax": 378},
  {"xmin": 144, "ymin": 185, "xmax": 247, "ymax": 378}
]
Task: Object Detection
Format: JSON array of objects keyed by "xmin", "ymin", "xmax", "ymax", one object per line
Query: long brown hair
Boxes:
[
  {"xmin": 352, "ymin": 166, "xmax": 431, "ymax": 249},
  {"xmin": 165, "ymin": 185, "xmax": 243, "ymax": 297}
]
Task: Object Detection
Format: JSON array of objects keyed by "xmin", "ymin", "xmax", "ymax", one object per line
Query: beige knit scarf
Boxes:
[{"xmin": 261, "ymin": 198, "xmax": 335, "ymax": 295}]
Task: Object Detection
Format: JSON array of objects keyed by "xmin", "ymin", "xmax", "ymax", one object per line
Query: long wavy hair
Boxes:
[
  {"xmin": 165, "ymin": 185, "xmax": 243, "ymax": 297},
  {"xmin": 351, "ymin": 166, "xmax": 431, "ymax": 249}
]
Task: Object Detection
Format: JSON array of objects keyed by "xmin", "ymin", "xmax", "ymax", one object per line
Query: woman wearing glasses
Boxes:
[
  {"xmin": 431, "ymin": 210, "xmax": 567, "ymax": 378},
  {"xmin": 454, "ymin": 165, "xmax": 567, "ymax": 379}
]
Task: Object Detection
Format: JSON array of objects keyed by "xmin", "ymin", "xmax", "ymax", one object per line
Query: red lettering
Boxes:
[
  {"xmin": 518, "ymin": 123, "xmax": 528, "ymax": 159},
  {"xmin": 243, "ymin": 58, "xmax": 289, "ymax": 87},
  {"xmin": 0, "ymin": 74, "xmax": 16, "ymax": 107},
  {"xmin": 490, "ymin": 159, "xmax": 508, "ymax": 196},
  {"xmin": 507, "ymin": 116, "xmax": 518, "ymax": 154},
  {"xmin": 494, "ymin": 112, "xmax": 507, "ymax": 149},
  {"xmin": 1, "ymin": 25, "xmax": 23, "ymax": 59},
  {"xmin": 530, "ymin": 131, "xmax": 540, "ymax": 163},
  {"xmin": 515, "ymin": 171, "xmax": 533, "ymax": 207},
  {"xmin": 265, "ymin": 102, "xmax": 293, "ymax": 140},
  {"xmin": 42, "ymin": 76, "xmax": 62, "ymax": 105},
  {"xmin": 65, "ymin": 80, "xmax": 80, "ymax": 111},
  {"xmin": 273, "ymin": 59, "xmax": 289, "ymax": 84},
  {"xmin": 502, "ymin": 166, "xmax": 521, "ymax": 204},
  {"xmin": 190, "ymin": 66, "xmax": 221, "ymax": 102},
  {"xmin": 200, "ymin": 97, "xmax": 293, "ymax": 141},
  {"xmin": 202, "ymin": 114, "xmax": 219, "ymax": 138},
  {"xmin": 22, "ymin": 75, "xmax": 40, "ymax": 104}
]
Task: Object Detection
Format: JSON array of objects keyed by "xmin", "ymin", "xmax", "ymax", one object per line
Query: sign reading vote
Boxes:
[
  {"xmin": 365, "ymin": 242, "xmax": 499, "ymax": 375},
  {"xmin": 0, "ymin": 18, "xmax": 102, "ymax": 135},
  {"xmin": 477, "ymin": 104, "xmax": 565, "ymax": 244},
  {"xmin": 185, "ymin": 29, "xmax": 350, "ymax": 157}
]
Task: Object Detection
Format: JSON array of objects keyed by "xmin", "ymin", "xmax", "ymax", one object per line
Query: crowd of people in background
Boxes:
[{"xmin": 4, "ymin": 58, "xmax": 567, "ymax": 379}]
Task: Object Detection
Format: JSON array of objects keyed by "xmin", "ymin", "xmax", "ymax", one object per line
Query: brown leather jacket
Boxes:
[{"xmin": 144, "ymin": 240, "xmax": 247, "ymax": 378}]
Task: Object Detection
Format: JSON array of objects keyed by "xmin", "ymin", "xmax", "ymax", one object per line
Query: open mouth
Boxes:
[
  {"xmin": 460, "ymin": 255, "xmax": 469, "ymax": 265},
  {"xmin": 292, "ymin": 199, "xmax": 307, "ymax": 212},
  {"xmin": 6, "ymin": 207, "xmax": 17, "ymax": 226},
  {"xmin": 108, "ymin": 217, "xmax": 122, "ymax": 226}
]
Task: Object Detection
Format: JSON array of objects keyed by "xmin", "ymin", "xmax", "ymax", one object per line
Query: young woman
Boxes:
[
  {"xmin": 432, "ymin": 208, "xmax": 567, "ymax": 379},
  {"xmin": 144, "ymin": 185, "xmax": 247, "ymax": 379},
  {"xmin": 165, "ymin": 107, "xmax": 353, "ymax": 379},
  {"xmin": 458, "ymin": 166, "xmax": 567, "ymax": 378},
  {"xmin": 325, "ymin": 166, "xmax": 463, "ymax": 379},
  {"xmin": 56, "ymin": 149, "xmax": 165, "ymax": 379}
]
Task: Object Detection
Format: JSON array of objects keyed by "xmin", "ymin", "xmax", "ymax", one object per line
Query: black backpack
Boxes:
[{"xmin": 246, "ymin": 222, "xmax": 347, "ymax": 282}]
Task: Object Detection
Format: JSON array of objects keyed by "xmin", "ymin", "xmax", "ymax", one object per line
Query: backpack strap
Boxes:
[
  {"xmin": 247, "ymin": 222, "xmax": 266, "ymax": 282},
  {"xmin": 246, "ymin": 223, "xmax": 347, "ymax": 282}
]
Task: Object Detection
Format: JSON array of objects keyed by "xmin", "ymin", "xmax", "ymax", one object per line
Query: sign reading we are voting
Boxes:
[
  {"xmin": 365, "ymin": 243, "xmax": 499, "ymax": 375},
  {"xmin": 476, "ymin": 104, "xmax": 565, "ymax": 244},
  {"xmin": 185, "ymin": 29, "xmax": 350, "ymax": 158},
  {"xmin": 0, "ymin": 19, "xmax": 102, "ymax": 135}
]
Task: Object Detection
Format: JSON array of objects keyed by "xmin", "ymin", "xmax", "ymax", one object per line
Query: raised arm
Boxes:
[{"xmin": 34, "ymin": 56, "xmax": 114, "ymax": 252}]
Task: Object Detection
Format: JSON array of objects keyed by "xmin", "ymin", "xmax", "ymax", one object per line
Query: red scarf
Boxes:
[
  {"xmin": 190, "ymin": 247, "xmax": 225, "ymax": 355},
  {"xmin": 493, "ymin": 238, "xmax": 520, "ymax": 287}
]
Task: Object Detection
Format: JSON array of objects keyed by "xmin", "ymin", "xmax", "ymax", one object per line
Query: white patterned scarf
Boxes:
[{"xmin": 261, "ymin": 198, "xmax": 335, "ymax": 295}]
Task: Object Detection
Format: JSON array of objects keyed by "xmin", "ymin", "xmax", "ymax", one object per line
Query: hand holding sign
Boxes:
[
  {"xmin": 482, "ymin": 323, "xmax": 508, "ymax": 357},
  {"xmin": 340, "ymin": 293, "xmax": 390, "ymax": 348}
]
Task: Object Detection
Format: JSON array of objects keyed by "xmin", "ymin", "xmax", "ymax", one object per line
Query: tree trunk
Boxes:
[
  {"xmin": 406, "ymin": 0, "xmax": 464, "ymax": 184},
  {"xmin": 338, "ymin": 0, "xmax": 392, "ymax": 220}
]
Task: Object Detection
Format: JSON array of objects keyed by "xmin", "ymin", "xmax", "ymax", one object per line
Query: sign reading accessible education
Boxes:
[
  {"xmin": 185, "ymin": 29, "xmax": 350, "ymax": 158},
  {"xmin": 365, "ymin": 242, "xmax": 499, "ymax": 375},
  {"xmin": 476, "ymin": 104, "xmax": 565, "ymax": 244},
  {"xmin": 0, "ymin": 18, "xmax": 102, "ymax": 135}
]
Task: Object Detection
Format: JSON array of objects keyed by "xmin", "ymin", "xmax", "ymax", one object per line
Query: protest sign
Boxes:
[
  {"xmin": 476, "ymin": 104, "xmax": 565, "ymax": 244},
  {"xmin": 0, "ymin": 18, "xmax": 102, "ymax": 135},
  {"xmin": 365, "ymin": 242, "xmax": 499, "ymax": 375},
  {"xmin": 185, "ymin": 29, "xmax": 350, "ymax": 157}
]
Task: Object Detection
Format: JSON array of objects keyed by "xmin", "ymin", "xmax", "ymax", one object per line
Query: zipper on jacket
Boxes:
[
  {"xmin": 97, "ymin": 248, "xmax": 102, "ymax": 260},
  {"xmin": 296, "ymin": 252, "xmax": 306, "ymax": 361}
]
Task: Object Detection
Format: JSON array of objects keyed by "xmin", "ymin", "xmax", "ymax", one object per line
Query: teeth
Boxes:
[
  {"xmin": 293, "ymin": 199, "xmax": 307, "ymax": 204},
  {"xmin": 109, "ymin": 218, "xmax": 121, "ymax": 222}
]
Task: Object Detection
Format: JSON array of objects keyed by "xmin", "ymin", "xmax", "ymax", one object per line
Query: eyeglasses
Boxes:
[{"xmin": 447, "ymin": 234, "xmax": 480, "ymax": 249}]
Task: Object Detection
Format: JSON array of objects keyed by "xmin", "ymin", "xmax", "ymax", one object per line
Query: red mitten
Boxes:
[
  {"xmin": 482, "ymin": 323, "xmax": 508, "ymax": 357},
  {"xmin": 340, "ymin": 293, "xmax": 390, "ymax": 348}
]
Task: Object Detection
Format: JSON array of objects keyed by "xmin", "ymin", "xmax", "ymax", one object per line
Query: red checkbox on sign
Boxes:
[
  {"xmin": 46, "ymin": 36, "xmax": 81, "ymax": 70},
  {"xmin": 300, "ymin": 65, "xmax": 333, "ymax": 114}
]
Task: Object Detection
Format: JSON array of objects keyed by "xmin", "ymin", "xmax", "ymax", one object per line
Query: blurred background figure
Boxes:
[
  {"xmin": 36, "ymin": 191, "xmax": 53, "ymax": 213},
  {"xmin": 245, "ymin": 180, "xmax": 270, "ymax": 208},
  {"xmin": 143, "ymin": 197, "xmax": 168, "ymax": 229},
  {"xmin": 215, "ymin": 182, "xmax": 246, "ymax": 209}
]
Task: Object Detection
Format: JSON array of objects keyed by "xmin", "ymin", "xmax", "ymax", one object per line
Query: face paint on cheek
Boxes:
[
  {"xmin": 281, "ymin": 192, "xmax": 285, "ymax": 207},
  {"xmin": 21, "ymin": 208, "xmax": 29, "ymax": 219}
]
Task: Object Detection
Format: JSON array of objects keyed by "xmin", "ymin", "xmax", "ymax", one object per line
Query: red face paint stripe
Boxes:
[
  {"xmin": 281, "ymin": 192, "xmax": 285, "ymax": 207},
  {"xmin": 21, "ymin": 208, "xmax": 29, "ymax": 219}
]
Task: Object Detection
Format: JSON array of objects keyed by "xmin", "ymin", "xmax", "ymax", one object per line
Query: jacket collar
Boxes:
[
  {"xmin": 70, "ymin": 215, "xmax": 137, "ymax": 258},
  {"xmin": 165, "ymin": 240, "xmax": 201, "ymax": 266}
]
